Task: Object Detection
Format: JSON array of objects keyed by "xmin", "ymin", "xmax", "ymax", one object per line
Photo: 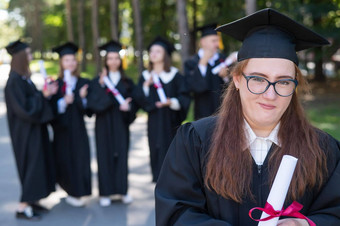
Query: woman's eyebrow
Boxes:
[{"xmin": 248, "ymin": 72, "xmax": 294, "ymax": 79}]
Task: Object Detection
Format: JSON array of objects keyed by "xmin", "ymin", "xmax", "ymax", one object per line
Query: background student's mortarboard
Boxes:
[
  {"xmin": 197, "ymin": 23, "xmax": 218, "ymax": 38},
  {"xmin": 99, "ymin": 40, "xmax": 122, "ymax": 53},
  {"xmin": 5, "ymin": 40, "xmax": 28, "ymax": 56},
  {"xmin": 52, "ymin": 42, "xmax": 79, "ymax": 57},
  {"xmin": 147, "ymin": 36, "xmax": 175, "ymax": 56}
]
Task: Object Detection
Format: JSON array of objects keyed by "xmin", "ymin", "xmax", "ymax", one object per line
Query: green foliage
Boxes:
[{"xmin": 307, "ymin": 103, "xmax": 340, "ymax": 140}]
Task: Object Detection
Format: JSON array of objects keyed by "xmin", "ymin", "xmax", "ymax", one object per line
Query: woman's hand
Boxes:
[
  {"xmin": 143, "ymin": 76, "xmax": 154, "ymax": 87},
  {"xmin": 42, "ymin": 81, "xmax": 59, "ymax": 98},
  {"xmin": 119, "ymin": 97, "xmax": 132, "ymax": 112},
  {"xmin": 277, "ymin": 218, "xmax": 309, "ymax": 226},
  {"xmin": 155, "ymin": 98, "xmax": 171, "ymax": 108},
  {"xmin": 99, "ymin": 68, "xmax": 107, "ymax": 86},
  {"xmin": 64, "ymin": 94, "xmax": 74, "ymax": 105},
  {"xmin": 79, "ymin": 84, "xmax": 89, "ymax": 98}
]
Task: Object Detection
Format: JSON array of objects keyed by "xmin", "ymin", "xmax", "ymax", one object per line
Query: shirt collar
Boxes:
[
  {"xmin": 244, "ymin": 120, "xmax": 281, "ymax": 149},
  {"xmin": 109, "ymin": 71, "xmax": 121, "ymax": 86}
]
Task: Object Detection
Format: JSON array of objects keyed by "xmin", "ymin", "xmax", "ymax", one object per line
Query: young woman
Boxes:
[
  {"xmin": 87, "ymin": 40, "xmax": 138, "ymax": 206},
  {"xmin": 155, "ymin": 9, "xmax": 340, "ymax": 226},
  {"xmin": 5, "ymin": 40, "xmax": 58, "ymax": 220},
  {"xmin": 50, "ymin": 42, "xmax": 91, "ymax": 207},
  {"xmin": 135, "ymin": 36, "xmax": 191, "ymax": 183}
]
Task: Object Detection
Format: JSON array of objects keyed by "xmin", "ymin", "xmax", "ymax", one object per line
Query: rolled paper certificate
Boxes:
[
  {"xmin": 258, "ymin": 155, "xmax": 298, "ymax": 226},
  {"xmin": 103, "ymin": 76, "xmax": 126, "ymax": 105},
  {"xmin": 152, "ymin": 74, "xmax": 167, "ymax": 103},
  {"xmin": 212, "ymin": 51, "xmax": 238, "ymax": 74},
  {"xmin": 39, "ymin": 60, "xmax": 48, "ymax": 79},
  {"xmin": 63, "ymin": 69, "xmax": 73, "ymax": 95}
]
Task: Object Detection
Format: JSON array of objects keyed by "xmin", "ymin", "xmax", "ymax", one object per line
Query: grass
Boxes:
[{"xmin": 306, "ymin": 104, "xmax": 340, "ymax": 140}]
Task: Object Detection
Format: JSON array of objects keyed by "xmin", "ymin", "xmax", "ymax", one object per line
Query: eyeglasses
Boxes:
[{"xmin": 241, "ymin": 72, "xmax": 298, "ymax": 97}]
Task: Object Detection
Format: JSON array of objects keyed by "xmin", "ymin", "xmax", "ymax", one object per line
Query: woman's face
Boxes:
[
  {"xmin": 25, "ymin": 48, "xmax": 33, "ymax": 62},
  {"xmin": 61, "ymin": 54, "xmax": 78, "ymax": 73},
  {"xmin": 106, "ymin": 52, "xmax": 121, "ymax": 71},
  {"xmin": 149, "ymin": 45, "xmax": 165, "ymax": 64},
  {"xmin": 234, "ymin": 58, "xmax": 296, "ymax": 131}
]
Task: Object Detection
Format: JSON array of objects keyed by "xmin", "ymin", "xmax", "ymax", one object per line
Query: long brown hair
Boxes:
[
  {"xmin": 58, "ymin": 55, "xmax": 80, "ymax": 79},
  {"xmin": 148, "ymin": 49, "xmax": 171, "ymax": 73},
  {"xmin": 205, "ymin": 60, "xmax": 327, "ymax": 203},
  {"xmin": 10, "ymin": 49, "xmax": 31, "ymax": 77}
]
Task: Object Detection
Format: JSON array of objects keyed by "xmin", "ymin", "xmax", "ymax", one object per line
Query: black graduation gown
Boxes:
[
  {"xmin": 50, "ymin": 77, "xmax": 91, "ymax": 197},
  {"xmin": 135, "ymin": 69, "xmax": 190, "ymax": 182},
  {"xmin": 5, "ymin": 71, "xmax": 55, "ymax": 202},
  {"xmin": 184, "ymin": 53, "xmax": 227, "ymax": 120},
  {"xmin": 86, "ymin": 76, "xmax": 138, "ymax": 196},
  {"xmin": 155, "ymin": 117, "xmax": 340, "ymax": 226}
]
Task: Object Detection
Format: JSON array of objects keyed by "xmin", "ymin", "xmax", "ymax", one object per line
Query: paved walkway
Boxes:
[{"xmin": 0, "ymin": 64, "xmax": 156, "ymax": 226}]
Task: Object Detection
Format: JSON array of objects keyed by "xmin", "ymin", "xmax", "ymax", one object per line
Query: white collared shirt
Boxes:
[
  {"xmin": 109, "ymin": 71, "xmax": 121, "ymax": 86},
  {"xmin": 244, "ymin": 120, "xmax": 281, "ymax": 165},
  {"xmin": 197, "ymin": 48, "xmax": 219, "ymax": 76}
]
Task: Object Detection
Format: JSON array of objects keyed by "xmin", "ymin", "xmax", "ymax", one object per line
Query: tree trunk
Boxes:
[
  {"xmin": 176, "ymin": 0, "xmax": 190, "ymax": 70},
  {"xmin": 110, "ymin": 0, "xmax": 119, "ymax": 40},
  {"xmin": 314, "ymin": 47, "xmax": 326, "ymax": 82},
  {"xmin": 245, "ymin": 0, "xmax": 256, "ymax": 15},
  {"xmin": 190, "ymin": 0, "xmax": 197, "ymax": 55},
  {"xmin": 66, "ymin": 0, "xmax": 74, "ymax": 42},
  {"xmin": 92, "ymin": 0, "xmax": 101, "ymax": 75},
  {"xmin": 312, "ymin": 13, "xmax": 326, "ymax": 82},
  {"xmin": 78, "ymin": 0, "xmax": 86, "ymax": 71},
  {"xmin": 132, "ymin": 0, "xmax": 144, "ymax": 74}
]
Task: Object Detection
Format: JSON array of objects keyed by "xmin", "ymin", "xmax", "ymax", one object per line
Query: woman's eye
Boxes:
[
  {"xmin": 277, "ymin": 80, "xmax": 290, "ymax": 86},
  {"xmin": 252, "ymin": 77, "xmax": 265, "ymax": 82}
]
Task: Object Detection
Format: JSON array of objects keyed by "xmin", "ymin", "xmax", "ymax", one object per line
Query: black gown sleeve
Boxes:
[
  {"xmin": 155, "ymin": 123, "xmax": 232, "ymax": 226},
  {"xmin": 307, "ymin": 137, "xmax": 340, "ymax": 225},
  {"xmin": 5, "ymin": 77, "xmax": 53, "ymax": 124},
  {"xmin": 184, "ymin": 58, "xmax": 209, "ymax": 93},
  {"xmin": 74, "ymin": 78, "xmax": 92, "ymax": 117},
  {"xmin": 86, "ymin": 77, "xmax": 114, "ymax": 113},
  {"xmin": 134, "ymin": 75, "xmax": 158, "ymax": 113},
  {"xmin": 174, "ymin": 72, "xmax": 191, "ymax": 122}
]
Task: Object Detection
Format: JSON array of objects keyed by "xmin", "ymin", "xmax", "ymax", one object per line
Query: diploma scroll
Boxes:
[
  {"xmin": 39, "ymin": 60, "xmax": 48, "ymax": 80},
  {"xmin": 212, "ymin": 51, "xmax": 238, "ymax": 74},
  {"xmin": 103, "ymin": 76, "xmax": 126, "ymax": 105},
  {"xmin": 152, "ymin": 74, "xmax": 167, "ymax": 103},
  {"xmin": 258, "ymin": 155, "xmax": 298, "ymax": 226},
  {"xmin": 63, "ymin": 70, "xmax": 73, "ymax": 95},
  {"xmin": 39, "ymin": 60, "xmax": 49, "ymax": 90}
]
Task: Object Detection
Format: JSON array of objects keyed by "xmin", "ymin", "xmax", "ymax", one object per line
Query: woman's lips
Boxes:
[{"xmin": 259, "ymin": 103, "xmax": 276, "ymax": 110}]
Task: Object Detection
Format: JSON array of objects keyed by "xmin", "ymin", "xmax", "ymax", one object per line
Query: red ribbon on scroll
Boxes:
[{"xmin": 249, "ymin": 201, "xmax": 315, "ymax": 226}]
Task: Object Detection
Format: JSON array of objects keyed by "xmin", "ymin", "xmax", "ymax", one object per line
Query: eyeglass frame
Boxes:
[{"xmin": 241, "ymin": 72, "xmax": 298, "ymax": 97}]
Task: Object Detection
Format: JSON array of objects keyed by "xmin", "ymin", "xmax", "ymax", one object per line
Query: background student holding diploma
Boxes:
[
  {"xmin": 135, "ymin": 36, "xmax": 190, "ymax": 183},
  {"xmin": 5, "ymin": 40, "xmax": 58, "ymax": 220},
  {"xmin": 50, "ymin": 42, "xmax": 92, "ymax": 207},
  {"xmin": 87, "ymin": 40, "xmax": 138, "ymax": 206},
  {"xmin": 155, "ymin": 8, "xmax": 340, "ymax": 226}
]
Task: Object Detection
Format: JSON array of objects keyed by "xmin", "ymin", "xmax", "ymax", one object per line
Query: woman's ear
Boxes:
[{"xmin": 233, "ymin": 74, "xmax": 241, "ymax": 89}]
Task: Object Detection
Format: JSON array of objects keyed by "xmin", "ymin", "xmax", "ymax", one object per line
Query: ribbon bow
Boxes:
[{"xmin": 249, "ymin": 201, "xmax": 315, "ymax": 226}]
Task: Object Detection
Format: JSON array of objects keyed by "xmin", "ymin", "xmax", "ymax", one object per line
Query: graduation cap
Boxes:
[
  {"xmin": 99, "ymin": 40, "xmax": 122, "ymax": 53},
  {"xmin": 52, "ymin": 42, "xmax": 79, "ymax": 57},
  {"xmin": 197, "ymin": 23, "xmax": 218, "ymax": 38},
  {"xmin": 216, "ymin": 8, "xmax": 329, "ymax": 65},
  {"xmin": 147, "ymin": 36, "xmax": 175, "ymax": 56},
  {"xmin": 5, "ymin": 40, "xmax": 28, "ymax": 55}
]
